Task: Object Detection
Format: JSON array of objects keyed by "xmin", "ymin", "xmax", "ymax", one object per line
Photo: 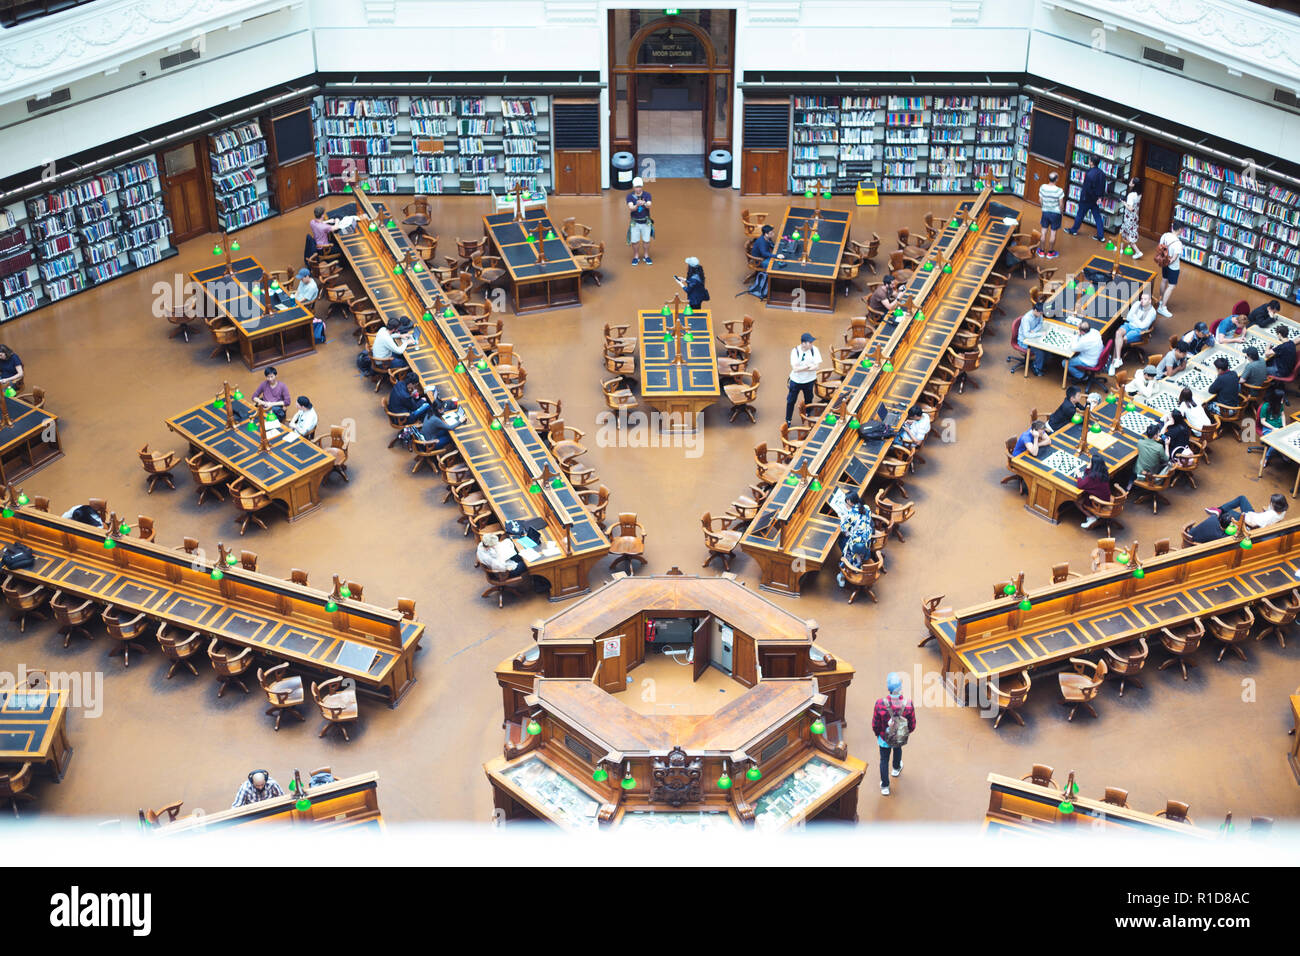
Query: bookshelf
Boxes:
[
  {"xmin": 210, "ymin": 118, "xmax": 274, "ymax": 232},
  {"xmin": 834, "ymin": 94, "xmax": 882, "ymax": 195},
  {"xmin": 1, "ymin": 203, "xmax": 39, "ymax": 322},
  {"xmin": 1172, "ymin": 154, "xmax": 1300, "ymax": 302},
  {"xmin": 1065, "ymin": 116, "xmax": 1134, "ymax": 233},
  {"xmin": 791, "ymin": 95, "xmax": 838, "ymax": 194},
  {"xmin": 970, "ymin": 95, "xmax": 1017, "ymax": 194},
  {"xmin": 881, "ymin": 95, "xmax": 929, "ymax": 193},
  {"xmin": 1012, "ymin": 94, "xmax": 1033, "ymax": 197}
]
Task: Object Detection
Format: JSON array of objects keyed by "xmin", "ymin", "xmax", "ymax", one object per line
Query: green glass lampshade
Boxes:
[
  {"xmin": 551, "ymin": 477, "xmax": 563, "ymax": 489},
  {"xmin": 444, "ymin": 307, "xmax": 455, "ymax": 317},
  {"xmin": 103, "ymin": 537, "xmax": 115, "ymax": 549},
  {"xmin": 343, "ymin": 184, "xmax": 353, "ymax": 193},
  {"xmin": 454, "ymin": 362, "xmax": 466, "ymax": 374},
  {"xmin": 232, "ymin": 389, "xmax": 244, "ymax": 400},
  {"xmin": 289, "ymin": 779, "xmax": 297, "ymax": 792},
  {"xmin": 1089, "ymin": 423, "xmax": 1102, "ymax": 433},
  {"xmin": 225, "ymin": 554, "xmax": 238, "ymax": 566},
  {"xmin": 894, "ymin": 307, "xmax": 905, "ymax": 317},
  {"xmin": 490, "ymin": 419, "xmax": 502, "ymax": 430},
  {"xmin": 545, "ymin": 230, "xmax": 556, "ymax": 240},
  {"xmin": 423, "ymin": 311, "xmax": 432, "ymax": 321},
  {"xmin": 476, "ymin": 360, "xmax": 488, "ymax": 371},
  {"xmin": 949, "ymin": 219, "xmax": 959, "ymax": 228},
  {"xmin": 528, "ymin": 481, "xmax": 541, "ymax": 494},
  {"xmin": 592, "ymin": 767, "xmax": 609, "ymax": 783},
  {"xmin": 1124, "ymin": 246, "xmax": 1134, "ymax": 255},
  {"xmin": 661, "ymin": 306, "xmax": 671, "ymax": 316},
  {"xmin": 1085, "ymin": 285, "xmax": 1095, "ymax": 295},
  {"xmin": 212, "ymin": 244, "xmax": 223, "ymax": 256},
  {"xmin": 683, "ymin": 305, "xmax": 693, "ymax": 316},
  {"xmin": 386, "ymin": 219, "xmax": 395, "ymax": 228},
  {"xmin": 683, "ymin": 332, "xmax": 694, "ymax": 342},
  {"xmin": 974, "ymin": 180, "xmax": 984, "ymax": 189},
  {"xmin": 394, "ymin": 265, "xmax": 404, "ymax": 275},
  {"xmin": 269, "ymin": 281, "xmax": 280, "ymax": 292},
  {"xmin": 994, "ymin": 184, "xmax": 1004, "ymax": 192},
  {"xmin": 825, "ymin": 413, "xmax": 838, "ymax": 425},
  {"xmin": 822, "ymin": 190, "xmax": 832, "ymax": 199},
  {"xmin": 804, "ymin": 190, "xmax": 814, "ymax": 199},
  {"xmin": 1069, "ymin": 781, "xmax": 1079, "ymax": 795},
  {"xmin": 213, "ymin": 400, "xmax": 225, "ymax": 410},
  {"xmin": 368, "ymin": 222, "xmax": 378, "ymax": 232},
  {"xmin": 1071, "ymin": 413, "xmax": 1083, "ymax": 425},
  {"xmin": 1115, "ymin": 553, "xmax": 1129, "ymax": 565},
  {"xmin": 1003, "ymin": 584, "xmax": 1016, "ymax": 596},
  {"xmin": 969, "ymin": 221, "xmax": 979, "ymax": 232},
  {"xmin": 883, "ymin": 361, "xmax": 894, "ymax": 373},
  {"xmin": 848, "ymin": 418, "xmax": 860, "ymax": 430},
  {"xmin": 1105, "ymin": 241, "xmax": 1116, "ymax": 251},
  {"xmin": 526, "ymin": 234, "xmax": 536, "ymax": 243},
  {"xmin": 526, "ymin": 719, "xmax": 542, "ymax": 735},
  {"xmin": 1124, "ymin": 402, "xmax": 1135, "ymax": 411},
  {"xmin": 1241, "ymin": 539, "xmax": 1253, "ymax": 550},
  {"xmin": 339, "ymin": 585, "xmax": 351, "ymax": 599},
  {"xmin": 295, "ymin": 798, "xmax": 312, "ymax": 812},
  {"xmin": 16, "ymin": 493, "xmax": 28, "ymax": 506},
  {"xmin": 792, "ymin": 230, "xmax": 801, "ymax": 241},
  {"xmin": 1225, "ymin": 524, "xmax": 1237, "ymax": 536},
  {"xmin": 924, "ymin": 261, "xmax": 934, "ymax": 271},
  {"xmin": 810, "ymin": 478, "xmax": 822, "ymax": 491},
  {"xmin": 1133, "ymin": 568, "xmax": 1145, "ymax": 579},
  {"xmin": 1067, "ymin": 279, "xmax": 1077, "ymax": 289},
  {"xmin": 250, "ymin": 284, "xmax": 261, "ymax": 296},
  {"xmin": 810, "ymin": 717, "xmax": 825, "ymax": 735},
  {"xmin": 247, "ymin": 423, "xmax": 259, "ymax": 434},
  {"xmin": 512, "ymin": 416, "xmax": 525, "ymax": 428},
  {"xmin": 1018, "ymin": 598, "xmax": 1032, "ymax": 611},
  {"xmin": 1057, "ymin": 801, "xmax": 1075, "ymax": 815},
  {"xmin": 325, "ymin": 599, "xmax": 338, "ymax": 613},
  {"xmin": 230, "ymin": 239, "xmax": 240, "ymax": 252},
  {"xmin": 1105, "ymin": 393, "xmax": 1117, "ymax": 403},
  {"xmin": 210, "ymin": 569, "xmax": 224, "ymax": 581},
  {"xmin": 1, "ymin": 509, "xmax": 11, "ymax": 519},
  {"xmin": 413, "ymin": 262, "xmax": 424, "ymax": 271},
  {"xmin": 942, "ymin": 263, "xmax": 952, "ymax": 274},
  {"xmin": 361, "ymin": 182, "xmax": 371, "ymax": 192},
  {"xmin": 620, "ymin": 773, "xmax": 636, "ymax": 791},
  {"xmin": 861, "ymin": 359, "xmax": 873, "ymax": 369},
  {"xmin": 717, "ymin": 773, "xmax": 732, "ymax": 790},
  {"xmin": 811, "ymin": 232, "xmax": 820, "ymax": 242},
  {"xmin": 785, "ymin": 475, "xmax": 799, "ymax": 486},
  {"xmin": 746, "ymin": 766, "xmax": 762, "ymax": 781},
  {"xmin": 916, "ymin": 311, "xmax": 926, "ymax": 321}
]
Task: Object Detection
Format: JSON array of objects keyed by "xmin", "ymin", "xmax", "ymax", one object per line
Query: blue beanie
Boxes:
[{"xmin": 886, "ymin": 672, "xmax": 902, "ymax": 694}]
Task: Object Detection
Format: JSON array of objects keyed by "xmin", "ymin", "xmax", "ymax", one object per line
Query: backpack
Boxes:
[
  {"xmin": 312, "ymin": 318, "xmax": 327, "ymax": 344},
  {"xmin": 858, "ymin": 421, "xmax": 896, "ymax": 442},
  {"xmin": 355, "ymin": 351, "xmax": 372, "ymax": 375},
  {"xmin": 0, "ymin": 543, "xmax": 34, "ymax": 570},
  {"xmin": 1154, "ymin": 242, "xmax": 1171, "ymax": 268},
  {"xmin": 883, "ymin": 700, "xmax": 910, "ymax": 747}
]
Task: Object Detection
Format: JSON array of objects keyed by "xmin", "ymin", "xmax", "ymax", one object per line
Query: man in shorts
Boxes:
[
  {"xmin": 1157, "ymin": 226, "xmax": 1184, "ymax": 318},
  {"xmin": 1035, "ymin": 172, "xmax": 1065, "ymax": 259},
  {"xmin": 627, "ymin": 176, "xmax": 653, "ymax": 265}
]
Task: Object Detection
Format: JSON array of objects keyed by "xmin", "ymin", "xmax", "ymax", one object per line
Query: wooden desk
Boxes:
[
  {"xmin": 1260, "ymin": 421, "xmax": 1300, "ymax": 497},
  {"xmin": 0, "ymin": 506, "xmax": 422, "ymax": 705},
  {"xmin": 157, "ymin": 772, "xmax": 383, "ymax": 833},
  {"xmin": 741, "ymin": 188, "xmax": 1017, "ymax": 594},
  {"xmin": 925, "ymin": 516, "xmax": 1300, "ymax": 689},
  {"xmin": 764, "ymin": 205, "xmax": 852, "ymax": 312},
  {"xmin": 0, "ymin": 688, "xmax": 72, "ymax": 780},
  {"xmin": 331, "ymin": 195, "xmax": 608, "ymax": 598},
  {"xmin": 165, "ymin": 395, "xmax": 335, "ymax": 521},
  {"xmin": 985, "ymin": 773, "xmax": 1212, "ymax": 838},
  {"xmin": 1009, "ymin": 400, "xmax": 1155, "ymax": 523},
  {"xmin": 191, "ymin": 257, "xmax": 316, "ymax": 370},
  {"xmin": 483, "ymin": 208, "xmax": 582, "ymax": 314},
  {"xmin": 0, "ymin": 393, "xmax": 61, "ymax": 488},
  {"xmin": 636, "ymin": 308, "xmax": 720, "ymax": 429}
]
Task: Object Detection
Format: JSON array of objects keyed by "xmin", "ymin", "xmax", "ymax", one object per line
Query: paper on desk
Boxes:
[
  {"xmin": 828, "ymin": 488, "xmax": 849, "ymax": 518},
  {"xmin": 1085, "ymin": 431, "xmax": 1120, "ymax": 451},
  {"xmin": 1002, "ymin": 217, "xmax": 1019, "ymax": 225},
  {"xmin": 517, "ymin": 547, "xmax": 542, "ymax": 562},
  {"xmin": 540, "ymin": 541, "xmax": 562, "ymax": 557}
]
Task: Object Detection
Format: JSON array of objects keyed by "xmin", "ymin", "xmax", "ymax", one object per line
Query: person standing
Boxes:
[
  {"xmin": 1035, "ymin": 172, "xmax": 1065, "ymax": 259},
  {"xmin": 785, "ymin": 332, "xmax": 821, "ymax": 424},
  {"xmin": 872, "ymin": 672, "xmax": 915, "ymax": 796},
  {"xmin": 1067, "ymin": 156, "xmax": 1108, "ymax": 242},
  {"xmin": 676, "ymin": 257, "xmax": 710, "ymax": 309},
  {"xmin": 1155, "ymin": 225, "xmax": 1184, "ymax": 317},
  {"xmin": 626, "ymin": 177, "xmax": 653, "ymax": 266},
  {"xmin": 1121, "ymin": 176, "xmax": 1143, "ymax": 258}
]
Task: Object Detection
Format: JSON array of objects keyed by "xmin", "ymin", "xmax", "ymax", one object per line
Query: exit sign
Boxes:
[{"xmin": 664, "ymin": 8, "xmax": 679, "ymax": 14}]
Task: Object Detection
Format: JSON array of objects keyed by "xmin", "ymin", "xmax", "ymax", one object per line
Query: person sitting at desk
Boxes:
[
  {"xmin": 293, "ymin": 267, "xmax": 318, "ymax": 305},
  {"xmin": 1187, "ymin": 510, "xmax": 1235, "ymax": 544},
  {"xmin": 1166, "ymin": 387, "xmax": 1212, "ymax": 436},
  {"xmin": 1063, "ymin": 319, "xmax": 1103, "ymax": 383},
  {"xmin": 1266, "ymin": 326, "xmax": 1296, "ymax": 380},
  {"xmin": 1108, "ymin": 290, "xmax": 1158, "ymax": 375},
  {"xmin": 61, "ymin": 504, "xmax": 103, "ymax": 527},
  {"xmin": 1125, "ymin": 363, "xmax": 1160, "ymax": 400},
  {"xmin": 896, "ymin": 404, "xmax": 930, "ymax": 448},
  {"xmin": 1206, "ymin": 356, "xmax": 1239, "ymax": 415},
  {"xmin": 1258, "ymin": 386, "xmax": 1286, "ymax": 466},
  {"xmin": 836, "ymin": 491, "xmax": 880, "ymax": 588},
  {"xmin": 1130, "ymin": 422, "xmax": 1169, "ymax": 489},
  {"xmin": 1013, "ymin": 419, "xmax": 1051, "ymax": 456},
  {"xmin": 307, "ymin": 206, "xmax": 342, "ymax": 259},
  {"xmin": 1207, "ymin": 492, "xmax": 1289, "ymax": 530},
  {"xmin": 388, "ymin": 376, "xmax": 431, "ymax": 423},
  {"xmin": 0, "ymin": 345, "xmax": 23, "ymax": 388},
  {"xmin": 418, "ymin": 398, "xmax": 461, "ymax": 450},
  {"xmin": 372, "ymin": 317, "xmax": 415, "ymax": 370},
  {"xmin": 1239, "ymin": 346, "xmax": 1268, "ymax": 388},
  {"xmin": 1160, "ymin": 407, "xmax": 1193, "ymax": 455},
  {"xmin": 1017, "ymin": 299, "xmax": 1047, "ymax": 376},
  {"xmin": 746, "ymin": 224, "xmax": 777, "ymax": 299},
  {"xmin": 232, "ymin": 770, "xmax": 285, "ymax": 808},
  {"xmin": 1215, "ymin": 305, "xmax": 1249, "ymax": 345},
  {"xmin": 1045, "ymin": 385, "xmax": 1085, "ymax": 432},
  {"xmin": 867, "ymin": 273, "xmax": 901, "ymax": 318},
  {"xmin": 1249, "ymin": 299, "xmax": 1282, "ymax": 329},
  {"xmin": 1154, "ymin": 340, "xmax": 1191, "ymax": 379},
  {"xmin": 1077, "ymin": 453, "xmax": 1112, "ymax": 530},
  {"xmin": 477, "ymin": 531, "xmax": 525, "ymax": 576},
  {"xmin": 1179, "ymin": 321, "xmax": 1214, "ymax": 354},
  {"xmin": 288, "ymin": 396, "xmax": 317, "ymax": 438},
  {"xmin": 252, "ymin": 367, "xmax": 290, "ymax": 420}
]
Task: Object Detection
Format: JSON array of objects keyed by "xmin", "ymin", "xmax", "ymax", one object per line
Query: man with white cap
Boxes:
[
  {"xmin": 871, "ymin": 673, "xmax": 916, "ymax": 795},
  {"xmin": 627, "ymin": 176, "xmax": 653, "ymax": 265}
]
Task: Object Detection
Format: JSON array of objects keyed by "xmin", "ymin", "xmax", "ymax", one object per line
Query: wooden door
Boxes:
[
  {"xmin": 1024, "ymin": 155, "xmax": 1065, "ymax": 208},
  {"xmin": 555, "ymin": 149, "xmax": 600, "ymax": 195},
  {"xmin": 742, "ymin": 148, "xmax": 787, "ymax": 196},
  {"xmin": 159, "ymin": 140, "xmax": 211, "ymax": 243},
  {"xmin": 692, "ymin": 617, "xmax": 711, "ymax": 681},
  {"xmin": 1136, "ymin": 138, "xmax": 1181, "ymax": 239},
  {"xmin": 275, "ymin": 157, "xmax": 317, "ymax": 213}
]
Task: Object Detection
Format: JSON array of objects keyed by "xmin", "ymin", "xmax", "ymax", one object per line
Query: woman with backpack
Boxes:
[
  {"xmin": 676, "ymin": 257, "xmax": 710, "ymax": 310},
  {"xmin": 872, "ymin": 672, "xmax": 916, "ymax": 796}
]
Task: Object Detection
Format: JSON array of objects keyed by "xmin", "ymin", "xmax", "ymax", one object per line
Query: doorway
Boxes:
[
  {"xmin": 158, "ymin": 140, "xmax": 212, "ymax": 244},
  {"xmin": 1137, "ymin": 139, "xmax": 1181, "ymax": 240},
  {"xmin": 637, "ymin": 72, "xmax": 707, "ymax": 178}
]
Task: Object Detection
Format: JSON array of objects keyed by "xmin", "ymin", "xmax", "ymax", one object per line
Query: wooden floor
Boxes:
[{"xmin": 0, "ymin": 180, "xmax": 1297, "ymax": 827}]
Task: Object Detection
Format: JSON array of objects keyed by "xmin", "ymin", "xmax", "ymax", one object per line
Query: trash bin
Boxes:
[
  {"xmin": 611, "ymin": 151, "xmax": 636, "ymax": 191},
  {"xmin": 708, "ymin": 149, "xmax": 732, "ymax": 188}
]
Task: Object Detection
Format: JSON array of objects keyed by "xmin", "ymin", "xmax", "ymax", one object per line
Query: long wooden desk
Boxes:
[
  {"xmin": 483, "ymin": 207, "xmax": 582, "ymax": 314},
  {"xmin": 0, "ymin": 687, "xmax": 72, "ymax": 780},
  {"xmin": 985, "ymin": 773, "xmax": 1212, "ymax": 838},
  {"xmin": 741, "ymin": 188, "xmax": 1018, "ymax": 594},
  {"xmin": 165, "ymin": 394, "xmax": 335, "ymax": 521},
  {"xmin": 0, "ymin": 506, "xmax": 422, "ymax": 705},
  {"xmin": 191, "ymin": 257, "xmax": 316, "ymax": 370},
  {"xmin": 0, "ymin": 393, "xmax": 61, "ymax": 488},
  {"xmin": 330, "ymin": 194, "xmax": 608, "ymax": 599},
  {"xmin": 925, "ymin": 516, "xmax": 1300, "ymax": 689},
  {"xmin": 157, "ymin": 772, "xmax": 383, "ymax": 833},
  {"xmin": 764, "ymin": 205, "xmax": 852, "ymax": 312},
  {"xmin": 1009, "ymin": 398, "xmax": 1156, "ymax": 523},
  {"xmin": 637, "ymin": 307, "xmax": 720, "ymax": 429}
]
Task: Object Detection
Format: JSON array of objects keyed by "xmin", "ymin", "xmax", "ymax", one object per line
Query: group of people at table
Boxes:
[
  {"xmin": 238, "ymin": 366, "xmax": 319, "ymax": 437},
  {"xmin": 1013, "ymin": 294, "xmax": 1293, "ymax": 529}
]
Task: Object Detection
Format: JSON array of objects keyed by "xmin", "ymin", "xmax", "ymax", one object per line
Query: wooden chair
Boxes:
[
  {"xmin": 1256, "ymin": 589, "xmax": 1300, "ymax": 647},
  {"xmin": 471, "ymin": 253, "xmax": 509, "ymax": 293},
  {"xmin": 840, "ymin": 553, "xmax": 884, "ymax": 605},
  {"xmin": 603, "ymin": 323, "xmax": 637, "ymax": 354},
  {"xmin": 132, "ymin": 515, "xmax": 155, "ymax": 543},
  {"xmin": 605, "ymin": 345, "xmax": 636, "ymax": 380},
  {"xmin": 206, "ymin": 317, "xmax": 239, "ymax": 362},
  {"xmin": 1079, "ymin": 485, "xmax": 1127, "ymax": 534},
  {"xmin": 1156, "ymin": 800, "xmax": 1193, "ymax": 824},
  {"xmin": 1169, "ymin": 447, "xmax": 1204, "ymax": 490},
  {"xmin": 607, "ymin": 513, "xmax": 647, "ymax": 575},
  {"xmin": 238, "ymin": 550, "xmax": 257, "ymax": 572},
  {"xmin": 31, "ymin": 496, "xmax": 49, "ymax": 512},
  {"xmin": 1154, "ymin": 538, "xmax": 1171, "ymax": 556},
  {"xmin": 1021, "ymin": 763, "xmax": 1054, "ymax": 787},
  {"xmin": 602, "ymin": 376, "xmax": 637, "ymax": 412},
  {"xmin": 1102, "ymin": 787, "xmax": 1130, "ymax": 808},
  {"xmin": 481, "ymin": 566, "xmax": 530, "ymax": 607},
  {"xmin": 102, "ymin": 604, "xmax": 149, "ymax": 668},
  {"xmin": 716, "ymin": 344, "xmax": 751, "ymax": 381},
  {"xmin": 843, "ymin": 316, "xmax": 872, "ymax": 353},
  {"xmin": 849, "ymin": 233, "xmax": 879, "ymax": 273},
  {"xmin": 887, "ymin": 250, "xmax": 915, "ymax": 283},
  {"xmin": 2, "ymin": 574, "xmax": 47, "ymax": 632},
  {"xmin": 185, "ymin": 452, "xmax": 228, "ymax": 505},
  {"xmin": 740, "ymin": 208, "xmax": 768, "ymax": 238},
  {"xmin": 207, "ymin": 638, "xmax": 254, "ymax": 696},
  {"xmin": 1103, "ymin": 637, "xmax": 1148, "ymax": 696},
  {"xmin": 317, "ymin": 425, "xmax": 350, "ymax": 482},
  {"xmin": 289, "ymin": 569, "xmax": 309, "ymax": 586},
  {"xmin": 779, "ymin": 421, "xmax": 810, "ymax": 456},
  {"xmin": 837, "ymin": 250, "xmax": 863, "ymax": 296},
  {"xmin": 381, "ymin": 397, "xmax": 411, "ymax": 449},
  {"xmin": 723, "ymin": 493, "xmax": 761, "ymax": 528},
  {"xmin": 873, "ymin": 487, "xmax": 914, "ymax": 542},
  {"xmin": 1057, "ymin": 657, "xmax": 1107, "ymax": 720},
  {"xmin": 312, "ymin": 676, "xmax": 359, "ymax": 741},
  {"xmin": 577, "ymin": 484, "xmax": 611, "ymax": 525},
  {"xmin": 0, "ymin": 763, "xmax": 34, "ymax": 818},
  {"xmin": 1158, "ymin": 619, "xmax": 1204, "ymax": 679},
  {"xmin": 229, "ymin": 478, "xmax": 273, "ymax": 535},
  {"xmin": 1051, "ymin": 563, "xmax": 1081, "ymax": 583},
  {"xmin": 529, "ymin": 399, "xmax": 563, "ymax": 433},
  {"xmin": 1131, "ymin": 469, "xmax": 1174, "ymax": 514},
  {"xmin": 813, "ymin": 368, "xmax": 843, "ymax": 403},
  {"xmin": 258, "ymin": 662, "xmax": 306, "ymax": 731},
  {"xmin": 409, "ymin": 434, "xmax": 442, "ymax": 475},
  {"xmin": 50, "ymin": 590, "xmax": 95, "ymax": 647},
  {"xmin": 578, "ymin": 242, "xmax": 605, "ymax": 286},
  {"xmin": 723, "ymin": 370, "xmax": 761, "ymax": 423},
  {"xmin": 155, "ymin": 623, "xmax": 202, "ymax": 679},
  {"xmin": 452, "ymin": 481, "xmax": 490, "ymax": 536},
  {"xmin": 142, "ymin": 800, "xmax": 186, "ymax": 827},
  {"xmin": 989, "ymin": 671, "xmax": 1031, "ymax": 728},
  {"xmin": 562, "ymin": 216, "xmax": 593, "ymax": 241},
  {"xmin": 167, "ymin": 295, "xmax": 199, "ymax": 341},
  {"xmin": 754, "ymin": 442, "xmax": 791, "ymax": 486},
  {"xmin": 552, "ymin": 439, "xmax": 598, "ymax": 490},
  {"xmin": 1208, "ymin": 607, "xmax": 1254, "ymax": 662},
  {"xmin": 346, "ymin": 581, "xmax": 363, "ymax": 602},
  {"xmin": 701, "ymin": 512, "xmax": 742, "ymax": 570},
  {"xmin": 1213, "ymin": 401, "xmax": 1250, "ymax": 441},
  {"xmin": 401, "ymin": 197, "xmax": 432, "ymax": 240},
  {"xmin": 718, "ymin": 315, "xmax": 754, "ymax": 353}
]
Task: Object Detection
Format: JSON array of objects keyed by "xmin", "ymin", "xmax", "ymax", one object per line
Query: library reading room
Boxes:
[{"xmin": 0, "ymin": 0, "xmax": 1297, "ymax": 908}]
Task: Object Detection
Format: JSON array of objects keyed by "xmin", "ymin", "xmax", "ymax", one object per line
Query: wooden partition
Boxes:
[
  {"xmin": 157, "ymin": 772, "xmax": 382, "ymax": 833},
  {"xmin": 985, "ymin": 773, "xmax": 1211, "ymax": 838}
]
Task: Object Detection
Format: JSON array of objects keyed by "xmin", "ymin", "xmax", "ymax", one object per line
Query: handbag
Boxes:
[{"xmin": 1, "ymin": 543, "xmax": 35, "ymax": 570}]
